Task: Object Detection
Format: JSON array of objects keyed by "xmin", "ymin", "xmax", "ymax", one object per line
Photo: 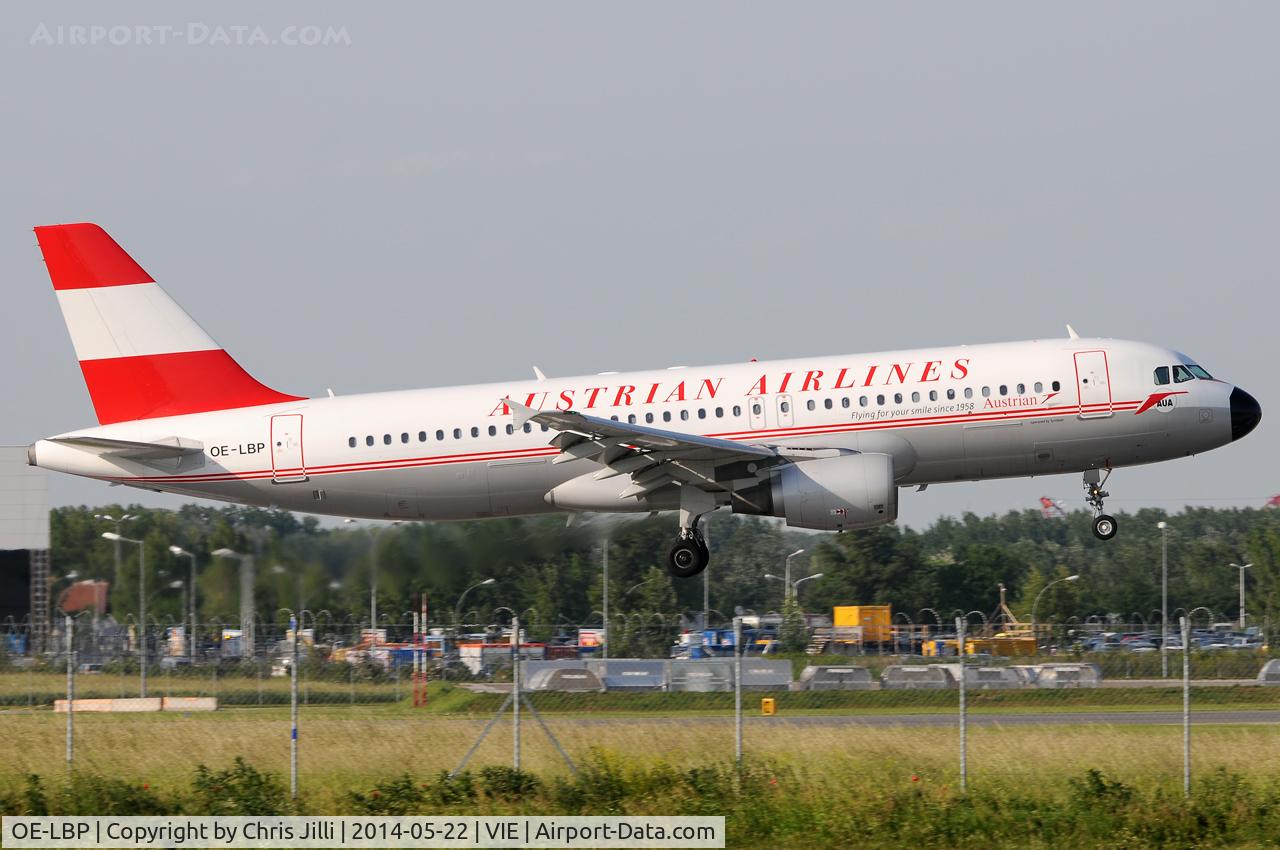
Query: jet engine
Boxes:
[{"xmin": 732, "ymin": 452, "xmax": 897, "ymax": 531}]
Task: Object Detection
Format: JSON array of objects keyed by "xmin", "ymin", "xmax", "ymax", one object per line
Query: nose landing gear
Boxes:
[{"xmin": 1084, "ymin": 469, "xmax": 1118, "ymax": 540}]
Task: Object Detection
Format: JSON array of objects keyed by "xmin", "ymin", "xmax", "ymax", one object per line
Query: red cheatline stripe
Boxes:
[
  {"xmin": 34, "ymin": 223, "xmax": 155, "ymax": 291},
  {"xmin": 109, "ymin": 399, "xmax": 1140, "ymax": 484}
]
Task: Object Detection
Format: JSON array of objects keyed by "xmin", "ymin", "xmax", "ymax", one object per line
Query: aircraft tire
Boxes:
[
  {"xmin": 1092, "ymin": 514, "xmax": 1118, "ymax": 540},
  {"xmin": 667, "ymin": 537, "xmax": 709, "ymax": 578}
]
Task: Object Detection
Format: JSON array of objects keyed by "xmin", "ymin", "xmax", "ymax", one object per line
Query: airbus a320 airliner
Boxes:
[{"xmin": 27, "ymin": 224, "xmax": 1262, "ymax": 577}]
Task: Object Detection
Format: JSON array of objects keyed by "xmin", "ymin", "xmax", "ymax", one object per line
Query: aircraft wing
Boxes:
[{"xmin": 507, "ymin": 400, "xmax": 838, "ymax": 500}]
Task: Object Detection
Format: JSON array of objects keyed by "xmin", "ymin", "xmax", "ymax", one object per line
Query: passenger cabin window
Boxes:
[
  {"xmin": 522, "ymin": 423, "xmax": 532, "ymax": 433},
  {"xmin": 401, "ymin": 433, "xmax": 409, "ymax": 444},
  {"xmin": 1154, "ymin": 366, "xmax": 1170, "ymax": 385},
  {"xmin": 698, "ymin": 408, "xmax": 707, "ymax": 419},
  {"xmin": 1034, "ymin": 382, "xmax": 1043, "ymax": 393},
  {"xmin": 1052, "ymin": 381, "xmax": 1061, "ymax": 391},
  {"xmin": 453, "ymin": 428, "xmax": 462, "ymax": 439},
  {"xmin": 505, "ymin": 425, "xmax": 513, "ymax": 435},
  {"xmin": 680, "ymin": 410, "xmax": 690, "ymax": 421},
  {"xmin": 911, "ymin": 392, "xmax": 920, "ymax": 403},
  {"xmin": 998, "ymin": 385, "xmax": 1008, "ymax": 396},
  {"xmin": 1016, "ymin": 383, "xmax": 1025, "ymax": 395},
  {"xmin": 876, "ymin": 394, "xmax": 886, "ymax": 406},
  {"xmin": 348, "ymin": 437, "xmax": 357, "ymax": 448},
  {"xmin": 928, "ymin": 391, "xmax": 937, "ymax": 401},
  {"xmin": 383, "ymin": 434, "xmax": 392, "ymax": 445},
  {"xmin": 842, "ymin": 397, "xmax": 850, "ymax": 408},
  {"xmin": 1173, "ymin": 365, "xmax": 1195, "ymax": 383},
  {"xmin": 366, "ymin": 436, "xmax": 374, "ymax": 446},
  {"xmin": 981, "ymin": 387, "xmax": 991, "ymax": 397},
  {"xmin": 470, "ymin": 426, "xmax": 479, "ymax": 438},
  {"xmin": 806, "ymin": 400, "xmax": 815, "ymax": 411},
  {"xmin": 715, "ymin": 407, "xmax": 724, "ymax": 417},
  {"xmin": 964, "ymin": 388, "xmax": 973, "ymax": 399},
  {"xmin": 751, "ymin": 403, "xmax": 761, "ymax": 415},
  {"xmin": 488, "ymin": 425, "xmax": 497, "ymax": 436},
  {"xmin": 646, "ymin": 413, "xmax": 655, "ymax": 423},
  {"xmin": 418, "ymin": 431, "xmax": 427, "ymax": 442},
  {"xmin": 947, "ymin": 389, "xmax": 956, "ymax": 400},
  {"xmin": 732, "ymin": 405, "xmax": 742, "ymax": 417},
  {"xmin": 436, "ymin": 429, "xmax": 445, "ymax": 441},
  {"xmin": 825, "ymin": 398, "xmax": 834, "ymax": 409},
  {"xmin": 662, "ymin": 411, "xmax": 672, "ymax": 422},
  {"xmin": 894, "ymin": 393, "xmax": 903, "ymax": 404},
  {"xmin": 860, "ymin": 396, "xmax": 868, "ymax": 407},
  {"xmin": 627, "ymin": 414, "xmax": 637, "ymax": 424}
]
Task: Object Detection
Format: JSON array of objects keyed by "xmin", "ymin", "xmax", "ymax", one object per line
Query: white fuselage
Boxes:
[{"xmin": 32, "ymin": 337, "xmax": 1244, "ymax": 520}]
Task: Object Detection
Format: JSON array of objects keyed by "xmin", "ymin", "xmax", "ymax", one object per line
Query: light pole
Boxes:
[
  {"xmin": 783, "ymin": 549, "xmax": 806, "ymax": 599},
  {"xmin": 95, "ymin": 513, "xmax": 136, "ymax": 608},
  {"xmin": 454, "ymin": 579, "xmax": 495, "ymax": 632},
  {"xmin": 793, "ymin": 573, "xmax": 824, "ymax": 598},
  {"xmin": 1158, "ymin": 521, "xmax": 1169, "ymax": 678},
  {"xmin": 765, "ymin": 571, "xmax": 824, "ymax": 604},
  {"xmin": 601, "ymin": 535, "xmax": 610, "ymax": 660},
  {"xmin": 168, "ymin": 546, "xmax": 198, "ymax": 659},
  {"xmin": 1230, "ymin": 563, "xmax": 1253, "ymax": 630},
  {"xmin": 344, "ymin": 519, "xmax": 402, "ymax": 635},
  {"xmin": 1031, "ymin": 574, "xmax": 1080, "ymax": 647},
  {"xmin": 101, "ymin": 532, "xmax": 146, "ymax": 696},
  {"xmin": 212, "ymin": 548, "xmax": 255, "ymax": 658}
]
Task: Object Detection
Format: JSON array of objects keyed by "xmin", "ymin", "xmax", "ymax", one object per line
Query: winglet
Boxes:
[
  {"xmin": 1066, "ymin": 324, "xmax": 1080, "ymax": 340},
  {"xmin": 532, "ymin": 366, "xmax": 547, "ymax": 382},
  {"xmin": 505, "ymin": 398, "xmax": 540, "ymax": 428}
]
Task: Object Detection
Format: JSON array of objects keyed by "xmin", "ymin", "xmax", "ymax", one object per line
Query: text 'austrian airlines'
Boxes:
[{"xmin": 28, "ymin": 223, "xmax": 1262, "ymax": 576}]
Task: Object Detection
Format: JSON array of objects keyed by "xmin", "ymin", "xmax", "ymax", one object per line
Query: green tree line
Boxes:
[{"xmin": 46, "ymin": 503, "xmax": 1280, "ymax": 634}]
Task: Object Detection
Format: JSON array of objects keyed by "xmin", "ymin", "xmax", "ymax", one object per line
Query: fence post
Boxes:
[
  {"xmin": 956, "ymin": 616, "xmax": 967, "ymax": 793},
  {"xmin": 733, "ymin": 616, "xmax": 743, "ymax": 766},
  {"xmin": 290, "ymin": 612, "xmax": 299, "ymax": 800},
  {"xmin": 1182, "ymin": 615, "xmax": 1191, "ymax": 798},
  {"xmin": 65, "ymin": 614, "xmax": 74, "ymax": 773},
  {"xmin": 512, "ymin": 616, "xmax": 521, "ymax": 772}
]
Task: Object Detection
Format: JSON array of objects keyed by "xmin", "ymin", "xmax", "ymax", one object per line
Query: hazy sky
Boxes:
[{"xmin": 2, "ymin": 2, "xmax": 1275, "ymax": 528}]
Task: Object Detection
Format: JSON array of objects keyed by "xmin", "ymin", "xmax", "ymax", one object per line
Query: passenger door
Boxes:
[
  {"xmin": 748, "ymin": 397, "xmax": 767, "ymax": 430},
  {"xmin": 269, "ymin": 414, "xmax": 307, "ymax": 482},
  {"xmin": 775, "ymin": 394, "xmax": 795, "ymax": 429},
  {"xmin": 1073, "ymin": 350, "xmax": 1113, "ymax": 419}
]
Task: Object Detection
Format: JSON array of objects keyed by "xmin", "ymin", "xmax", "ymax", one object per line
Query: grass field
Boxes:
[{"xmin": 7, "ymin": 690, "xmax": 1280, "ymax": 847}]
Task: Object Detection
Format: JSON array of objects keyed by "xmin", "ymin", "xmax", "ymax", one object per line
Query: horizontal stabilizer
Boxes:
[{"xmin": 50, "ymin": 435, "xmax": 204, "ymax": 463}]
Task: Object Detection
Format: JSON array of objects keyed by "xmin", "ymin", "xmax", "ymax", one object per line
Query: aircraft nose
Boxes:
[{"xmin": 1229, "ymin": 387, "xmax": 1262, "ymax": 442}]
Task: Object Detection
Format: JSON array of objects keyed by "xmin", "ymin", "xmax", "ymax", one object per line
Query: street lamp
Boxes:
[
  {"xmin": 95, "ymin": 513, "xmax": 136, "ymax": 607},
  {"xmin": 1030, "ymin": 574, "xmax": 1080, "ymax": 643},
  {"xmin": 101, "ymin": 532, "xmax": 146, "ymax": 696},
  {"xmin": 1230, "ymin": 563, "xmax": 1253, "ymax": 630},
  {"xmin": 793, "ymin": 573, "xmax": 824, "ymax": 596},
  {"xmin": 212, "ymin": 548, "xmax": 255, "ymax": 657},
  {"xmin": 168, "ymin": 546, "xmax": 198, "ymax": 659},
  {"xmin": 783, "ymin": 549, "xmax": 806, "ymax": 598},
  {"xmin": 1157, "ymin": 521, "xmax": 1169, "ymax": 678},
  {"xmin": 344, "ymin": 519, "xmax": 402, "ymax": 633},
  {"xmin": 455, "ymin": 579, "xmax": 495, "ymax": 631}
]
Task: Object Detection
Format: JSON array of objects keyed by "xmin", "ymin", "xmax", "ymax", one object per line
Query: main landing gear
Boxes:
[
  {"xmin": 1084, "ymin": 469, "xmax": 1118, "ymax": 541},
  {"xmin": 666, "ymin": 488, "xmax": 714, "ymax": 578},
  {"xmin": 667, "ymin": 530, "xmax": 710, "ymax": 579}
]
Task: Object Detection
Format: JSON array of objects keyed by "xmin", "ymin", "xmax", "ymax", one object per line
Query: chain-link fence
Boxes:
[{"xmin": 3, "ymin": 607, "xmax": 1279, "ymax": 807}]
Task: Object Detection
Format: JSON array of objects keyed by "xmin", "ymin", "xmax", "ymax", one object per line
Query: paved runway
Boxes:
[
  {"xmin": 734, "ymin": 710, "xmax": 1280, "ymax": 727},
  {"xmin": 571, "ymin": 710, "xmax": 1280, "ymax": 727}
]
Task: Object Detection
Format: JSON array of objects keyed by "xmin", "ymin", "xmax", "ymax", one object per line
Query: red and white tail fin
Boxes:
[{"xmin": 34, "ymin": 222, "xmax": 304, "ymax": 424}]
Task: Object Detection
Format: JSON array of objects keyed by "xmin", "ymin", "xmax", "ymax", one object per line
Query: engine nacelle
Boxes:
[{"xmin": 733, "ymin": 453, "xmax": 897, "ymax": 531}]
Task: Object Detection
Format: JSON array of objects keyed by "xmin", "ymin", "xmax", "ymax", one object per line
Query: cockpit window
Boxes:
[
  {"xmin": 1172, "ymin": 365, "xmax": 1195, "ymax": 383},
  {"xmin": 1188, "ymin": 365, "xmax": 1213, "ymax": 380},
  {"xmin": 1154, "ymin": 366, "xmax": 1170, "ymax": 386}
]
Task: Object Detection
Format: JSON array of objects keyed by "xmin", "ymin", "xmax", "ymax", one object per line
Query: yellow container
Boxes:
[
  {"xmin": 761, "ymin": 698, "xmax": 776, "ymax": 716},
  {"xmin": 833, "ymin": 605, "xmax": 892, "ymax": 642}
]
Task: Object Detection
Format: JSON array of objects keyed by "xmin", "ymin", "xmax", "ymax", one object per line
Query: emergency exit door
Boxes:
[
  {"xmin": 270, "ymin": 414, "xmax": 308, "ymax": 482},
  {"xmin": 1074, "ymin": 350, "xmax": 1113, "ymax": 419}
]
